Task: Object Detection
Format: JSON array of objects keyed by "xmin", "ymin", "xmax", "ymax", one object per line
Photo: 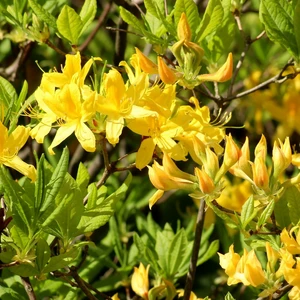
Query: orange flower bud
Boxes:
[
  {"xmin": 252, "ymin": 157, "xmax": 269, "ymax": 190},
  {"xmin": 194, "ymin": 167, "xmax": 215, "ymax": 194},
  {"xmin": 197, "ymin": 53, "xmax": 233, "ymax": 83},
  {"xmin": 177, "ymin": 12, "xmax": 192, "ymax": 42},
  {"xmin": 135, "ymin": 47, "xmax": 158, "ymax": 74},
  {"xmin": 223, "ymin": 134, "xmax": 241, "ymax": 168},
  {"xmin": 157, "ymin": 56, "xmax": 177, "ymax": 84}
]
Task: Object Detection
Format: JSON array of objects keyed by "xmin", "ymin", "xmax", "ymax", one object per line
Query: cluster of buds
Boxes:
[
  {"xmin": 148, "ymin": 135, "xmax": 241, "ymax": 208},
  {"xmin": 135, "ymin": 13, "xmax": 233, "ymax": 89},
  {"xmin": 230, "ymin": 135, "xmax": 299, "ymax": 204}
]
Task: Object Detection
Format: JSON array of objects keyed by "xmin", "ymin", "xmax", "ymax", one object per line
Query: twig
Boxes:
[
  {"xmin": 183, "ymin": 198, "xmax": 206, "ymax": 300},
  {"xmin": 21, "ymin": 277, "xmax": 36, "ymax": 300},
  {"xmin": 44, "ymin": 39, "xmax": 67, "ymax": 56},
  {"xmin": 211, "ymin": 200, "xmax": 241, "ymax": 216},
  {"xmin": 0, "ymin": 261, "xmax": 19, "ymax": 269},
  {"xmin": 68, "ymin": 267, "xmax": 98, "ymax": 300},
  {"xmin": 79, "ymin": 2, "xmax": 112, "ymax": 52},
  {"xmin": 256, "ymin": 283, "xmax": 292, "ymax": 300}
]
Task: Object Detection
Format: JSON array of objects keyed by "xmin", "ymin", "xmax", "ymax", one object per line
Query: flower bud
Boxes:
[
  {"xmin": 194, "ymin": 167, "xmax": 215, "ymax": 194},
  {"xmin": 177, "ymin": 13, "xmax": 192, "ymax": 42},
  {"xmin": 223, "ymin": 134, "xmax": 241, "ymax": 168},
  {"xmin": 252, "ymin": 157, "xmax": 269, "ymax": 190},
  {"xmin": 135, "ymin": 47, "xmax": 158, "ymax": 74},
  {"xmin": 197, "ymin": 53, "xmax": 233, "ymax": 83},
  {"xmin": 131, "ymin": 263, "xmax": 150, "ymax": 299},
  {"xmin": 157, "ymin": 57, "xmax": 177, "ymax": 84}
]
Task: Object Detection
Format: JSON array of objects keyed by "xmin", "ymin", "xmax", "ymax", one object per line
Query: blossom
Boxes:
[
  {"xmin": 0, "ymin": 121, "xmax": 36, "ymax": 181},
  {"xmin": 218, "ymin": 244, "xmax": 266, "ymax": 287},
  {"xmin": 148, "ymin": 153, "xmax": 197, "ymax": 208},
  {"xmin": 43, "ymin": 51, "xmax": 101, "ymax": 88},
  {"xmin": 131, "ymin": 263, "xmax": 150, "ymax": 299},
  {"xmin": 281, "ymin": 227, "xmax": 300, "ymax": 255},
  {"xmin": 95, "ymin": 68, "xmax": 156, "ymax": 145},
  {"xmin": 31, "ymin": 82, "xmax": 97, "ymax": 154}
]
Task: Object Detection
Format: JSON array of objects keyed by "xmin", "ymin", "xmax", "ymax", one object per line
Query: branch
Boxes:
[
  {"xmin": 21, "ymin": 277, "xmax": 36, "ymax": 300},
  {"xmin": 256, "ymin": 283, "xmax": 292, "ymax": 300},
  {"xmin": 184, "ymin": 197, "xmax": 206, "ymax": 300}
]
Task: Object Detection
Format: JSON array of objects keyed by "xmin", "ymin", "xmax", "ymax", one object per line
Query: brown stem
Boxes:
[
  {"xmin": 44, "ymin": 40, "xmax": 67, "ymax": 56},
  {"xmin": 256, "ymin": 283, "xmax": 292, "ymax": 300},
  {"xmin": 79, "ymin": 2, "xmax": 112, "ymax": 52},
  {"xmin": 69, "ymin": 266, "xmax": 98, "ymax": 300},
  {"xmin": 0, "ymin": 261, "xmax": 19, "ymax": 269},
  {"xmin": 183, "ymin": 198, "xmax": 206, "ymax": 300},
  {"xmin": 21, "ymin": 277, "xmax": 36, "ymax": 300}
]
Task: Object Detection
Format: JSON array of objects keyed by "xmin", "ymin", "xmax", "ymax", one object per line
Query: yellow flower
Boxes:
[
  {"xmin": 32, "ymin": 83, "xmax": 97, "ymax": 155},
  {"xmin": 157, "ymin": 56, "xmax": 177, "ymax": 84},
  {"xmin": 131, "ymin": 263, "xmax": 150, "ymax": 299},
  {"xmin": 219, "ymin": 245, "xmax": 266, "ymax": 287},
  {"xmin": 96, "ymin": 69, "xmax": 156, "ymax": 145},
  {"xmin": 0, "ymin": 121, "xmax": 36, "ymax": 181},
  {"xmin": 43, "ymin": 51, "xmax": 101, "ymax": 88},
  {"xmin": 281, "ymin": 227, "xmax": 300, "ymax": 255},
  {"xmin": 289, "ymin": 286, "xmax": 300, "ymax": 300}
]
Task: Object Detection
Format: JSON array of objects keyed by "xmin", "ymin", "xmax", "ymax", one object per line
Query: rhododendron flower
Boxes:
[
  {"xmin": 0, "ymin": 121, "xmax": 36, "ymax": 181},
  {"xmin": 219, "ymin": 245, "xmax": 266, "ymax": 287},
  {"xmin": 43, "ymin": 51, "xmax": 101, "ymax": 88},
  {"xmin": 95, "ymin": 69, "xmax": 156, "ymax": 145},
  {"xmin": 32, "ymin": 83, "xmax": 97, "ymax": 155}
]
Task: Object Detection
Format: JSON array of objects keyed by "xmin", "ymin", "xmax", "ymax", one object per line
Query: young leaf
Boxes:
[
  {"xmin": 240, "ymin": 195, "xmax": 256, "ymax": 229},
  {"xmin": 42, "ymin": 247, "xmax": 80, "ymax": 273},
  {"xmin": 76, "ymin": 162, "xmax": 90, "ymax": 192},
  {"xmin": 28, "ymin": 0, "xmax": 57, "ymax": 29},
  {"xmin": 79, "ymin": 0, "xmax": 96, "ymax": 34},
  {"xmin": 35, "ymin": 238, "xmax": 51, "ymax": 273},
  {"xmin": 260, "ymin": 0, "xmax": 299, "ymax": 60},
  {"xmin": 40, "ymin": 147, "xmax": 69, "ymax": 217},
  {"xmin": 57, "ymin": 5, "xmax": 83, "ymax": 45},
  {"xmin": 196, "ymin": 0, "xmax": 224, "ymax": 42},
  {"xmin": 34, "ymin": 154, "xmax": 45, "ymax": 214},
  {"xmin": 144, "ymin": 0, "xmax": 165, "ymax": 20},
  {"xmin": 167, "ymin": 229, "xmax": 188, "ymax": 277},
  {"xmin": 257, "ymin": 199, "xmax": 275, "ymax": 228},
  {"xmin": 197, "ymin": 239, "xmax": 219, "ymax": 265},
  {"xmin": 225, "ymin": 292, "xmax": 236, "ymax": 300}
]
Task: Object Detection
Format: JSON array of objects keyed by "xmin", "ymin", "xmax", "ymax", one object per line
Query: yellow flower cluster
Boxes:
[{"xmin": 219, "ymin": 227, "xmax": 300, "ymax": 300}]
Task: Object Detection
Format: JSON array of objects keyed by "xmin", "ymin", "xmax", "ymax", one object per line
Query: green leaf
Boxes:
[
  {"xmin": 286, "ymin": 185, "xmax": 300, "ymax": 224},
  {"xmin": 144, "ymin": 0, "xmax": 165, "ymax": 19},
  {"xmin": 294, "ymin": 1, "xmax": 300, "ymax": 63},
  {"xmin": 34, "ymin": 155, "xmax": 45, "ymax": 214},
  {"xmin": 40, "ymin": 147, "xmax": 69, "ymax": 218},
  {"xmin": 10, "ymin": 263, "xmax": 39, "ymax": 277},
  {"xmin": 78, "ymin": 173, "xmax": 131, "ymax": 233},
  {"xmin": 57, "ymin": 5, "xmax": 83, "ymax": 44},
  {"xmin": 10, "ymin": 225, "xmax": 30, "ymax": 250},
  {"xmin": 196, "ymin": 0, "xmax": 224, "ymax": 42},
  {"xmin": 257, "ymin": 199, "xmax": 275, "ymax": 228},
  {"xmin": 119, "ymin": 7, "xmax": 162, "ymax": 44},
  {"xmin": 109, "ymin": 217, "xmax": 123, "ymax": 265},
  {"xmin": 274, "ymin": 191, "xmax": 291, "ymax": 228},
  {"xmin": 0, "ymin": 167, "xmax": 31, "ymax": 231},
  {"xmin": 260, "ymin": 0, "xmax": 299, "ymax": 60},
  {"xmin": 79, "ymin": 0, "xmax": 96, "ymax": 34},
  {"xmin": 43, "ymin": 247, "xmax": 80, "ymax": 273},
  {"xmin": 28, "ymin": 0, "xmax": 57, "ymax": 29},
  {"xmin": 16, "ymin": 80, "xmax": 28, "ymax": 113},
  {"xmin": 76, "ymin": 162, "xmax": 90, "ymax": 192},
  {"xmin": 225, "ymin": 292, "xmax": 236, "ymax": 300},
  {"xmin": 204, "ymin": 0, "xmax": 235, "ymax": 62},
  {"xmin": 197, "ymin": 240, "xmax": 219, "ymax": 265},
  {"xmin": 174, "ymin": 0, "xmax": 200, "ymax": 39},
  {"xmin": 240, "ymin": 195, "xmax": 256, "ymax": 229},
  {"xmin": 36, "ymin": 238, "xmax": 51, "ymax": 273},
  {"xmin": 168, "ymin": 229, "xmax": 188, "ymax": 277}
]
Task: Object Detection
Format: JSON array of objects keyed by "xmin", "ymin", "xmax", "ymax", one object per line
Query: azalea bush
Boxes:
[{"xmin": 1, "ymin": 0, "xmax": 300, "ymax": 299}]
